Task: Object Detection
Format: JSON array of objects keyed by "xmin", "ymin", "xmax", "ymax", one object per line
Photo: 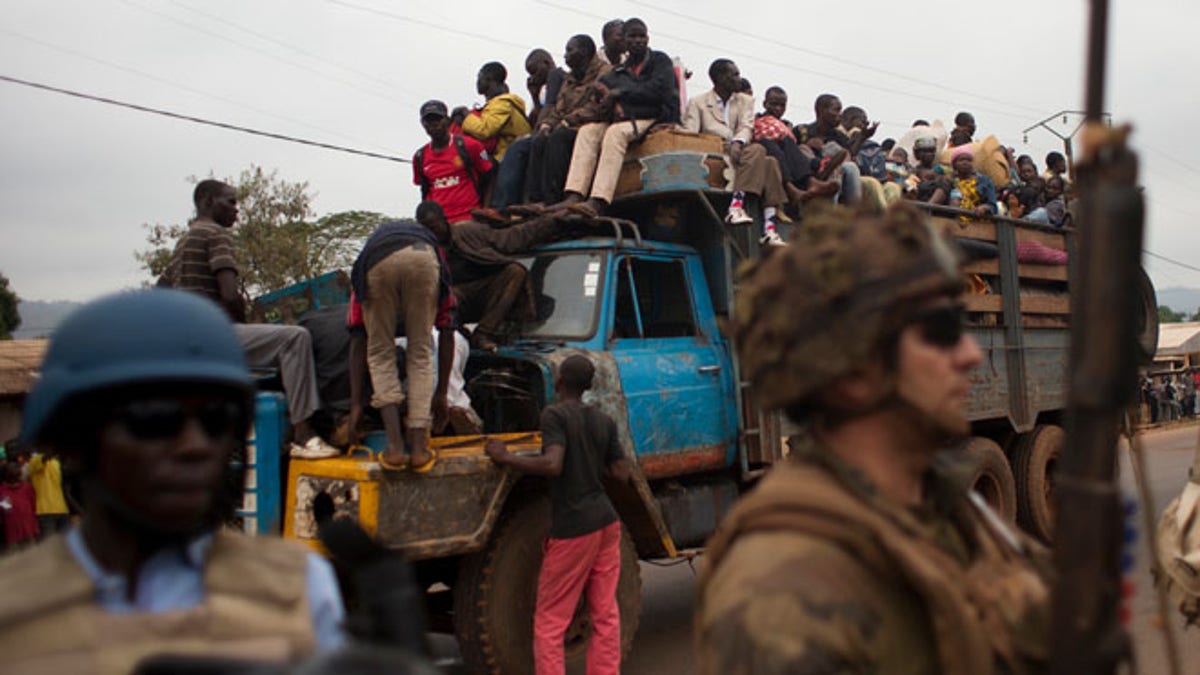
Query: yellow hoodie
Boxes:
[{"xmin": 461, "ymin": 92, "xmax": 531, "ymax": 161}]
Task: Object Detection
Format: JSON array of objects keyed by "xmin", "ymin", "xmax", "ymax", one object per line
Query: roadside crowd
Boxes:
[
  {"xmin": 1142, "ymin": 372, "xmax": 1200, "ymax": 424},
  {"xmin": 0, "ymin": 440, "xmax": 69, "ymax": 552}
]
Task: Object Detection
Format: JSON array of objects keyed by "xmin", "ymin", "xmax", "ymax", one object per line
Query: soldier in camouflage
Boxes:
[{"xmin": 696, "ymin": 204, "xmax": 1053, "ymax": 674}]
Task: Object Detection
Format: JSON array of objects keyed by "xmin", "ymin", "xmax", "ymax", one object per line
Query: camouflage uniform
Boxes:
[
  {"xmin": 697, "ymin": 205, "xmax": 1052, "ymax": 674},
  {"xmin": 697, "ymin": 435, "xmax": 1051, "ymax": 674}
]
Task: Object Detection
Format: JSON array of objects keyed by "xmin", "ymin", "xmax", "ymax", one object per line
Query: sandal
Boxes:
[
  {"xmin": 411, "ymin": 449, "xmax": 439, "ymax": 474},
  {"xmin": 376, "ymin": 450, "xmax": 409, "ymax": 472}
]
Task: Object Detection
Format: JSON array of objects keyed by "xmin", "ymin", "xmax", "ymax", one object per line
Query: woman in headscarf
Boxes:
[{"xmin": 948, "ymin": 146, "xmax": 997, "ymax": 216}]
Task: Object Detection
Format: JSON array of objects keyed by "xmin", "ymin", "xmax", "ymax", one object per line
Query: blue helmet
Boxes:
[{"xmin": 22, "ymin": 289, "xmax": 253, "ymax": 444}]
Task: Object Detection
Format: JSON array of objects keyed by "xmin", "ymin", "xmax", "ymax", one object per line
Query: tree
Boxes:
[
  {"xmin": 1158, "ymin": 305, "xmax": 1186, "ymax": 324},
  {"xmin": 0, "ymin": 272, "xmax": 19, "ymax": 340},
  {"xmin": 136, "ymin": 166, "xmax": 390, "ymax": 298}
]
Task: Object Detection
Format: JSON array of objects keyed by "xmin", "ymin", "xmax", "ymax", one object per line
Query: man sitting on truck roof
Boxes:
[
  {"xmin": 158, "ymin": 180, "xmax": 341, "ymax": 460},
  {"xmin": 795, "ymin": 94, "xmax": 865, "ymax": 206},
  {"xmin": 557, "ymin": 18, "xmax": 680, "ymax": 217},
  {"xmin": 599, "ymin": 18, "xmax": 625, "ymax": 65},
  {"xmin": 525, "ymin": 48, "xmax": 566, "ymax": 127},
  {"xmin": 683, "ymin": 58, "xmax": 789, "ymax": 246},
  {"xmin": 528, "ymin": 34, "xmax": 612, "ymax": 206},
  {"xmin": 452, "ymin": 62, "xmax": 533, "ymax": 208},
  {"xmin": 752, "ymin": 86, "xmax": 840, "ymax": 218}
]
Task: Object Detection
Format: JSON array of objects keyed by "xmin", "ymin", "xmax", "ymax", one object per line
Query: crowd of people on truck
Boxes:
[{"xmin": 412, "ymin": 16, "xmax": 1075, "ymax": 248}]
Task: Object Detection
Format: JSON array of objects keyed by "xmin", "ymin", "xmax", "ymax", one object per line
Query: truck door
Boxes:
[{"xmin": 608, "ymin": 254, "xmax": 737, "ymax": 474}]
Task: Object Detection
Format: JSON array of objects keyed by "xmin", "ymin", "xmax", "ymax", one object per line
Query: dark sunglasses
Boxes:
[
  {"xmin": 908, "ymin": 304, "xmax": 967, "ymax": 349},
  {"xmin": 112, "ymin": 398, "xmax": 245, "ymax": 441}
]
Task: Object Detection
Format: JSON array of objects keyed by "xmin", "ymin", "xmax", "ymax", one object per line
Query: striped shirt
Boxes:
[{"xmin": 160, "ymin": 218, "xmax": 239, "ymax": 304}]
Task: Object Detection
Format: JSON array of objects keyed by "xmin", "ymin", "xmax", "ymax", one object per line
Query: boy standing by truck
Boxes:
[{"xmin": 484, "ymin": 355, "xmax": 631, "ymax": 675}]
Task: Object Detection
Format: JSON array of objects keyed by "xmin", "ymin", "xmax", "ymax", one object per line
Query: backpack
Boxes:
[{"xmin": 415, "ymin": 135, "xmax": 479, "ymax": 200}]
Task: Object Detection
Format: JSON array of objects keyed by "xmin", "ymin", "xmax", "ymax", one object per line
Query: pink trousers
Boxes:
[{"xmin": 533, "ymin": 520, "xmax": 622, "ymax": 675}]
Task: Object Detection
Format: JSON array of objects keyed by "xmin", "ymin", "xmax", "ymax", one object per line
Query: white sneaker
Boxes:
[
  {"xmin": 290, "ymin": 436, "xmax": 341, "ymax": 459},
  {"xmin": 759, "ymin": 229, "xmax": 786, "ymax": 247},
  {"xmin": 725, "ymin": 206, "xmax": 753, "ymax": 225}
]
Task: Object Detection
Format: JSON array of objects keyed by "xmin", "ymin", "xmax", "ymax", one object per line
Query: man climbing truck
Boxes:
[{"xmin": 273, "ymin": 170, "xmax": 1156, "ymax": 672}]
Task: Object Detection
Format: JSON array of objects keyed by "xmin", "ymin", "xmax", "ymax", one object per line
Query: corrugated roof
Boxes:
[
  {"xmin": 1157, "ymin": 322, "xmax": 1200, "ymax": 355},
  {"xmin": 0, "ymin": 339, "xmax": 47, "ymax": 396}
]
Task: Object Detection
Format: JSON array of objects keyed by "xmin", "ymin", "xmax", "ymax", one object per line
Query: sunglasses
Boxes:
[
  {"xmin": 112, "ymin": 398, "xmax": 245, "ymax": 441},
  {"xmin": 908, "ymin": 304, "xmax": 967, "ymax": 349}
]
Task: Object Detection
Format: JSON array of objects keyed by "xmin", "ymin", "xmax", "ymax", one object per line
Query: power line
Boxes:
[
  {"xmin": 0, "ymin": 27, "xmax": 383, "ymax": 151},
  {"xmin": 1145, "ymin": 250, "xmax": 1200, "ymax": 275},
  {"xmin": 327, "ymin": 0, "xmax": 531, "ymax": 51},
  {"xmin": 0, "ymin": 74, "xmax": 410, "ymax": 164},
  {"xmin": 118, "ymin": 0, "xmax": 412, "ymax": 106},
  {"xmin": 1143, "ymin": 143, "xmax": 1200, "ymax": 180},
  {"xmin": 631, "ymin": 0, "xmax": 1044, "ymax": 119},
  {"xmin": 164, "ymin": 0, "xmax": 421, "ymax": 103},
  {"xmin": 532, "ymin": 0, "xmax": 1031, "ymax": 122}
]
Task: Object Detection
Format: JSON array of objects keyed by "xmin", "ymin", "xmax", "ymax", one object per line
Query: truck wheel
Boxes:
[
  {"xmin": 1012, "ymin": 424, "xmax": 1064, "ymax": 543},
  {"xmin": 453, "ymin": 497, "xmax": 642, "ymax": 674},
  {"xmin": 962, "ymin": 437, "xmax": 1017, "ymax": 522}
]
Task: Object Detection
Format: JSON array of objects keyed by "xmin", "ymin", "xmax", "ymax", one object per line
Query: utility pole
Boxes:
[{"xmin": 1023, "ymin": 110, "xmax": 1111, "ymax": 182}]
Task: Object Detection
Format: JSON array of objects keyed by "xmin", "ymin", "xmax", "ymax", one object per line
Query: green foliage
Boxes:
[
  {"xmin": 0, "ymin": 272, "xmax": 19, "ymax": 340},
  {"xmin": 135, "ymin": 165, "xmax": 391, "ymax": 297},
  {"xmin": 1159, "ymin": 305, "xmax": 1186, "ymax": 323}
]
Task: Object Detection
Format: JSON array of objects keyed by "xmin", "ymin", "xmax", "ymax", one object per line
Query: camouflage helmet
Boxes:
[{"xmin": 734, "ymin": 204, "xmax": 965, "ymax": 411}]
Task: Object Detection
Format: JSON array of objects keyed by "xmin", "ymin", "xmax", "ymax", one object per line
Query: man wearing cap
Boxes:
[
  {"xmin": 0, "ymin": 289, "xmax": 345, "ymax": 674},
  {"xmin": 696, "ymin": 205, "xmax": 1051, "ymax": 673},
  {"xmin": 413, "ymin": 100, "xmax": 494, "ymax": 224}
]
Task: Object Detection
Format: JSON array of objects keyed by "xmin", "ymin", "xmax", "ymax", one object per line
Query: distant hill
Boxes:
[
  {"xmin": 12, "ymin": 300, "xmax": 82, "ymax": 339},
  {"xmin": 1155, "ymin": 287, "xmax": 1200, "ymax": 318}
]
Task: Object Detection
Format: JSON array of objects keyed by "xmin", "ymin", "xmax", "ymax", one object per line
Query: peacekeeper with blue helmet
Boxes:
[{"xmin": 0, "ymin": 289, "xmax": 345, "ymax": 674}]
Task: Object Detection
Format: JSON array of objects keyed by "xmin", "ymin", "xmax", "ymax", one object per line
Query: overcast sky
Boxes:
[{"xmin": 2, "ymin": 0, "xmax": 1198, "ymax": 303}]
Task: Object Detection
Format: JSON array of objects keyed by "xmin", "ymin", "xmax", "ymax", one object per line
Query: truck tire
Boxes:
[
  {"xmin": 453, "ymin": 497, "xmax": 642, "ymax": 674},
  {"xmin": 962, "ymin": 437, "xmax": 1017, "ymax": 522},
  {"xmin": 1012, "ymin": 424, "xmax": 1064, "ymax": 543}
]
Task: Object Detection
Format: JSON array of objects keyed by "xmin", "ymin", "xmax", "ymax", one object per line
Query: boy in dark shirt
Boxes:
[{"xmin": 485, "ymin": 354, "xmax": 631, "ymax": 675}]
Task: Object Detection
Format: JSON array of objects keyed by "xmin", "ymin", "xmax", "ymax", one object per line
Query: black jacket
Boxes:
[{"xmin": 601, "ymin": 50, "xmax": 680, "ymax": 124}]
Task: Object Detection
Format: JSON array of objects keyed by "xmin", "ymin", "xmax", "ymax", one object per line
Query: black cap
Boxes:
[{"xmin": 419, "ymin": 100, "xmax": 448, "ymax": 120}]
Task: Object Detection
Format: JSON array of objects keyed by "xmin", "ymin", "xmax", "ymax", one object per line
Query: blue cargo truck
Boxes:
[{"xmin": 239, "ymin": 142, "xmax": 1154, "ymax": 673}]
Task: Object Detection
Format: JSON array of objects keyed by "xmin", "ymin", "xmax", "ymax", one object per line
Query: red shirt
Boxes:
[
  {"xmin": 0, "ymin": 481, "xmax": 39, "ymax": 545},
  {"xmin": 413, "ymin": 134, "xmax": 493, "ymax": 223}
]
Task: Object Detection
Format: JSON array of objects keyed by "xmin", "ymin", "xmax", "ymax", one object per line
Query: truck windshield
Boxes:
[{"xmin": 514, "ymin": 251, "xmax": 605, "ymax": 341}]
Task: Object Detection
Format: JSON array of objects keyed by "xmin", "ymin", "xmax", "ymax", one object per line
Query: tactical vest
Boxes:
[
  {"xmin": 0, "ymin": 529, "xmax": 318, "ymax": 675},
  {"xmin": 700, "ymin": 460, "xmax": 1050, "ymax": 675}
]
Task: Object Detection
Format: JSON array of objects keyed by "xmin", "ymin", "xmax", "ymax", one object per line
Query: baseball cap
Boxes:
[{"xmin": 420, "ymin": 100, "xmax": 448, "ymax": 120}]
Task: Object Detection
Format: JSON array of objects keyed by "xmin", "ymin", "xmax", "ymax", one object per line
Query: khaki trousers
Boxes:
[
  {"xmin": 362, "ymin": 245, "xmax": 439, "ymax": 428},
  {"xmin": 564, "ymin": 119, "xmax": 656, "ymax": 203},
  {"xmin": 733, "ymin": 143, "xmax": 786, "ymax": 209}
]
